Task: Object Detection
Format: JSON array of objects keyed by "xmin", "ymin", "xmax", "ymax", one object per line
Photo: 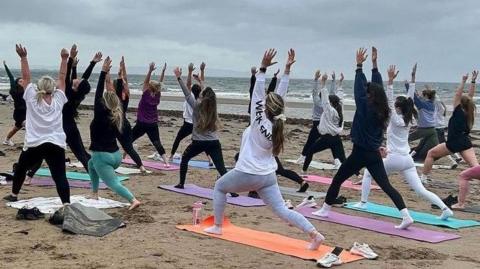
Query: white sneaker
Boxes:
[
  {"xmin": 285, "ymin": 199, "xmax": 294, "ymax": 210},
  {"xmin": 147, "ymin": 152, "xmax": 157, "ymax": 159},
  {"xmin": 150, "ymin": 153, "xmax": 162, "ymax": 161},
  {"xmin": 333, "ymin": 158, "xmax": 342, "ymax": 169},
  {"xmin": 350, "ymin": 242, "xmax": 378, "ymax": 259},
  {"xmin": 312, "ymin": 206, "xmax": 330, "ymax": 218},
  {"xmin": 204, "ymin": 225, "xmax": 222, "ymax": 235},
  {"xmin": 317, "ymin": 253, "xmax": 342, "ymax": 268},
  {"xmin": 352, "ymin": 201, "xmax": 367, "ymax": 209},
  {"xmin": 439, "ymin": 208, "xmax": 453, "ymax": 220},
  {"xmin": 420, "ymin": 174, "xmax": 430, "ymax": 184},
  {"xmin": 3, "ymin": 139, "xmax": 14, "ymax": 146},
  {"xmin": 173, "ymin": 153, "xmax": 182, "ymax": 159},
  {"xmin": 395, "ymin": 216, "xmax": 414, "ymax": 229},
  {"xmin": 296, "ymin": 196, "xmax": 317, "ymax": 209},
  {"xmin": 295, "ymin": 155, "xmax": 305, "ymax": 164}
]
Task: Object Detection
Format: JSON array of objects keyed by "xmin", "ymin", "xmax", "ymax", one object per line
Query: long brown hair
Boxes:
[
  {"xmin": 196, "ymin": 87, "xmax": 220, "ymax": 133},
  {"xmin": 265, "ymin": 93, "xmax": 285, "ymax": 156},
  {"xmin": 460, "ymin": 95, "xmax": 476, "ymax": 131},
  {"xmin": 367, "ymin": 82, "xmax": 391, "ymax": 130}
]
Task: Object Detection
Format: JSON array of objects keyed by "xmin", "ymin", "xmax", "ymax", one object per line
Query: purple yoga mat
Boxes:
[
  {"xmin": 31, "ymin": 177, "xmax": 108, "ymax": 189},
  {"xmin": 123, "ymin": 158, "xmax": 179, "ymax": 171},
  {"xmin": 158, "ymin": 184, "xmax": 265, "ymax": 207},
  {"xmin": 297, "ymin": 207, "xmax": 460, "ymax": 243}
]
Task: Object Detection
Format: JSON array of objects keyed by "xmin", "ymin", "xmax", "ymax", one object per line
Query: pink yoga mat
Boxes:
[
  {"xmin": 297, "ymin": 206, "xmax": 460, "ymax": 243},
  {"xmin": 31, "ymin": 177, "xmax": 108, "ymax": 189},
  {"xmin": 122, "ymin": 158, "xmax": 179, "ymax": 171},
  {"xmin": 303, "ymin": 175, "xmax": 380, "ymax": 191}
]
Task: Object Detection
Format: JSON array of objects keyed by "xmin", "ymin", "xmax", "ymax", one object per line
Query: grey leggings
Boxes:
[{"xmin": 213, "ymin": 169, "xmax": 316, "ymax": 233}]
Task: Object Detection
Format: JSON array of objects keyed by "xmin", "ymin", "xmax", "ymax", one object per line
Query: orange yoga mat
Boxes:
[{"xmin": 176, "ymin": 216, "xmax": 364, "ymax": 263}]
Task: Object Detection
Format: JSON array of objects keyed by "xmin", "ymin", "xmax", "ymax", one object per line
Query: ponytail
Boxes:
[
  {"xmin": 395, "ymin": 96, "xmax": 417, "ymax": 126},
  {"xmin": 329, "ymin": 95, "xmax": 343, "ymax": 127},
  {"xmin": 272, "ymin": 117, "xmax": 285, "ymax": 156},
  {"xmin": 36, "ymin": 76, "xmax": 55, "ymax": 103},
  {"xmin": 460, "ymin": 95, "xmax": 476, "ymax": 131},
  {"xmin": 103, "ymin": 91, "xmax": 124, "ymax": 132}
]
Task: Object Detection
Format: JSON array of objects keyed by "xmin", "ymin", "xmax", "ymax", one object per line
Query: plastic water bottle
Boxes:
[{"xmin": 192, "ymin": 201, "xmax": 203, "ymax": 225}]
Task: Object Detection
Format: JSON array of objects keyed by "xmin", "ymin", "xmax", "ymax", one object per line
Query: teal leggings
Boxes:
[{"xmin": 88, "ymin": 151, "xmax": 134, "ymax": 202}]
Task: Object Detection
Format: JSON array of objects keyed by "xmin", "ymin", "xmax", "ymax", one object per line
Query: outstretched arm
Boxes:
[
  {"xmin": 276, "ymin": 49, "xmax": 295, "ymax": 98},
  {"xmin": 174, "ymin": 67, "xmax": 195, "ymax": 108},
  {"xmin": 370, "ymin": 46, "xmax": 383, "ymax": 86},
  {"xmin": 312, "ymin": 70, "xmax": 321, "ymax": 105},
  {"xmin": 252, "ymin": 49, "xmax": 277, "ymax": 123},
  {"xmin": 3, "ymin": 61, "xmax": 16, "ymax": 90},
  {"xmin": 95, "ymin": 57, "xmax": 111, "ymax": 109},
  {"xmin": 386, "ymin": 65, "xmax": 399, "ymax": 109},
  {"xmin": 143, "ymin": 62, "xmax": 155, "ymax": 91},
  {"xmin": 200, "ymin": 62, "xmax": 206, "ymax": 82},
  {"xmin": 354, "ymin": 48, "xmax": 368, "ymax": 112},
  {"xmin": 72, "ymin": 58, "xmax": 79, "ymax": 80},
  {"xmin": 454, "ymin": 73, "xmax": 468, "ymax": 107},
  {"xmin": 329, "ymin": 71, "xmax": 336, "ymax": 94},
  {"xmin": 468, "ymin": 70, "xmax": 478, "ymax": 98},
  {"xmin": 82, "ymin": 51, "xmax": 102, "ymax": 80},
  {"xmin": 15, "ymin": 44, "xmax": 30, "ymax": 88},
  {"xmin": 159, "ymin": 62, "xmax": 166, "ymax": 83},
  {"xmin": 57, "ymin": 48, "xmax": 69, "ymax": 92},
  {"xmin": 267, "ymin": 69, "xmax": 279, "ymax": 94},
  {"xmin": 187, "ymin": 63, "xmax": 194, "ymax": 90},
  {"xmin": 249, "ymin": 66, "xmax": 257, "ymax": 102}
]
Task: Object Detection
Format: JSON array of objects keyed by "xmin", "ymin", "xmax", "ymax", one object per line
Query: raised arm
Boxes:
[
  {"xmin": 72, "ymin": 58, "xmax": 79, "ymax": 80},
  {"xmin": 67, "ymin": 44, "xmax": 78, "ymax": 84},
  {"xmin": 159, "ymin": 62, "xmax": 166, "ymax": 83},
  {"xmin": 143, "ymin": 62, "xmax": 155, "ymax": 91},
  {"xmin": 251, "ymin": 49, "xmax": 277, "ymax": 123},
  {"xmin": 15, "ymin": 44, "xmax": 30, "ymax": 88},
  {"xmin": 276, "ymin": 49, "xmax": 295, "ymax": 98},
  {"xmin": 468, "ymin": 70, "xmax": 478, "ymax": 98},
  {"xmin": 82, "ymin": 52, "xmax": 102, "ymax": 80},
  {"xmin": 386, "ymin": 65, "xmax": 399, "ymax": 109},
  {"xmin": 320, "ymin": 73, "xmax": 331, "ymax": 109},
  {"xmin": 454, "ymin": 73, "xmax": 468, "ymax": 107},
  {"xmin": 174, "ymin": 67, "xmax": 195, "ymax": 108},
  {"xmin": 354, "ymin": 48, "xmax": 368, "ymax": 112},
  {"xmin": 312, "ymin": 70, "xmax": 321, "ymax": 105},
  {"xmin": 3, "ymin": 61, "xmax": 15, "ymax": 89},
  {"xmin": 337, "ymin": 72, "xmax": 344, "ymax": 89},
  {"xmin": 370, "ymin": 46, "xmax": 383, "ymax": 87},
  {"xmin": 249, "ymin": 66, "xmax": 257, "ymax": 102},
  {"xmin": 267, "ymin": 69, "xmax": 279, "ymax": 94},
  {"xmin": 329, "ymin": 71, "xmax": 336, "ymax": 94},
  {"xmin": 95, "ymin": 57, "xmax": 111, "ymax": 108},
  {"xmin": 57, "ymin": 48, "xmax": 69, "ymax": 92},
  {"xmin": 200, "ymin": 62, "xmax": 206, "ymax": 82},
  {"xmin": 187, "ymin": 63, "xmax": 194, "ymax": 90}
]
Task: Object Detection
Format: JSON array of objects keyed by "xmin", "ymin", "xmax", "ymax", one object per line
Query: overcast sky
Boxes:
[{"xmin": 0, "ymin": 0, "xmax": 478, "ymax": 81}]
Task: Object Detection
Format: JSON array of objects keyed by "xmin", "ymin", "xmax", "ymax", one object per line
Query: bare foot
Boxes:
[
  {"xmin": 451, "ymin": 203, "xmax": 465, "ymax": 209},
  {"xmin": 24, "ymin": 176, "xmax": 32, "ymax": 186},
  {"xmin": 129, "ymin": 199, "xmax": 141, "ymax": 210},
  {"xmin": 86, "ymin": 193, "xmax": 99, "ymax": 200}
]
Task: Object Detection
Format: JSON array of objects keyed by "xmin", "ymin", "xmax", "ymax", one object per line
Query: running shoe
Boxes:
[
  {"xmin": 3, "ymin": 139, "xmax": 14, "ymax": 146},
  {"xmin": 316, "ymin": 253, "xmax": 342, "ymax": 268},
  {"xmin": 332, "ymin": 195, "xmax": 347, "ymax": 206},
  {"xmin": 295, "ymin": 196, "xmax": 316, "ymax": 209},
  {"xmin": 285, "ymin": 199, "xmax": 294, "ymax": 210},
  {"xmin": 352, "ymin": 201, "xmax": 367, "ymax": 209},
  {"xmin": 295, "ymin": 155, "xmax": 305, "ymax": 164},
  {"xmin": 349, "ymin": 242, "xmax": 378, "ymax": 259},
  {"xmin": 333, "ymin": 158, "xmax": 342, "ymax": 169},
  {"xmin": 432, "ymin": 194, "xmax": 457, "ymax": 209},
  {"xmin": 3, "ymin": 194, "xmax": 18, "ymax": 202},
  {"xmin": 147, "ymin": 152, "xmax": 160, "ymax": 160},
  {"xmin": 297, "ymin": 182, "xmax": 310, "ymax": 193}
]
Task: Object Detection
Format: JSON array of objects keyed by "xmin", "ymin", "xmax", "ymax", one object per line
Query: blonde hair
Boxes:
[
  {"xmin": 148, "ymin": 80, "xmax": 162, "ymax": 94},
  {"xmin": 36, "ymin": 76, "xmax": 56, "ymax": 103},
  {"xmin": 265, "ymin": 93, "xmax": 285, "ymax": 156},
  {"xmin": 103, "ymin": 91, "xmax": 124, "ymax": 132},
  {"xmin": 460, "ymin": 95, "xmax": 476, "ymax": 131},
  {"xmin": 196, "ymin": 87, "xmax": 221, "ymax": 133}
]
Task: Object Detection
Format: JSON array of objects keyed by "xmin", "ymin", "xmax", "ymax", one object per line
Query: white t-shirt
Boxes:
[
  {"xmin": 235, "ymin": 73, "xmax": 289, "ymax": 175},
  {"xmin": 182, "ymin": 100, "xmax": 193, "ymax": 124},
  {"xmin": 385, "ymin": 84, "xmax": 414, "ymax": 155},
  {"xmin": 23, "ymin": 83, "xmax": 67, "ymax": 150},
  {"xmin": 317, "ymin": 87, "xmax": 343, "ymax": 136}
]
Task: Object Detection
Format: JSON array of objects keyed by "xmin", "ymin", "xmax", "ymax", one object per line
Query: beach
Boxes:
[{"xmin": 0, "ymin": 100, "xmax": 479, "ymax": 269}]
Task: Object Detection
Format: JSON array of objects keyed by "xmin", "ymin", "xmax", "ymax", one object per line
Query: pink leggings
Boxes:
[{"xmin": 458, "ymin": 165, "xmax": 480, "ymax": 205}]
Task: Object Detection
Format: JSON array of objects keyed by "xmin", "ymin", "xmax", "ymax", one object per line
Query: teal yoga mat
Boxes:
[
  {"xmin": 344, "ymin": 201, "xmax": 480, "ymax": 229},
  {"xmin": 35, "ymin": 168, "xmax": 129, "ymax": 182}
]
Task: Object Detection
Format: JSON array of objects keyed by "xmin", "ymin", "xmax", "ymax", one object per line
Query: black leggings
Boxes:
[
  {"xmin": 13, "ymin": 143, "xmax": 70, "ymax": 203},
  {"xmin": 234, "ymin": 153, "xmax": 303, "ymax": 185},
  {"xmin": 301, "ymin": 121, "xmax": 320, "ymax": 156},
  {"xmin": 27, "ymin": 121, "xmax": 91, "ymax": 177},
  {"xmin": 324, "ymin": 145, "xmax": 406, "ymax": 210},
  {"xmin": 118, "ymin": 119, "xmax": 143, "ymax": 167},
  {"xmin": 179, "ymin": 140, "xmax": 226, "ymax": 186},
  {"xmin": 303, "ymin": 134, "xmax": 346, "ymax": 171},
  {"xmin": 132, "ymin": 121, "xmax": 166, "ymax": 156},
  {"xmin": 171, "ymin": 120, "xmax": 193, "ymax": 156}
]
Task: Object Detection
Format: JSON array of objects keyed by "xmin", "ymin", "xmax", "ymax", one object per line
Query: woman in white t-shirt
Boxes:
[
  {"xmin": 203, "ymin": 49, "xmax": 325, "ymax": 251},
  {"xmin": 3, "ymin": 45, "xmax": 70, "ymax": 204}
]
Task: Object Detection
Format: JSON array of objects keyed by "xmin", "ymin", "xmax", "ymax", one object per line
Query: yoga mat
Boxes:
[
  {"xmin": 30, "ymin": 177, "xmax": 108, "ymax": 189},
  {"xmin": 122, "ymin": 158, "xmax": 179, "ymax": 171},
  {"xmin": 414, "ymin": 163, "xmax": 454, "ymax": 170},
  {"xmin": 453, "ymin": 206, "xmax": 480, "ymax": 214},
  {"xmin": 177, "ymin": 216, "xmax": 364, "ymax": 263},
  {"xmin": 286, "ymin": 159, "xmax": 336, "ymax": 170},
  {"xmin": 278, "ymin": 186, "xmax": 325, "ymax": 199},
  {"xmin": 158, "ymin": 184, "xmax": 265, "ymax": 207},
  {"xmin": 68, "ymin": 162, "xmax": 84, "ymax": 168},
  {"xmin": 303, "ymin": 175, "xmax": 380, "ymax": 191},
  {"xmin": 297, "ymin": 207, "xmax": 460, "ymax": 243},
  {"xmin": 115, "ymin": 166, "xmax": 152, "ymax": 175},
  {"xmin": 35, "ymin": 168, "xmax": 129, "ymax": 182},
  {"xmin": 171, "ymin": 158, "xmax": 214, "ymax": 169},
  {"xmin": 344, "ymin": 202, "xmax": 480, "ymax": 229}
]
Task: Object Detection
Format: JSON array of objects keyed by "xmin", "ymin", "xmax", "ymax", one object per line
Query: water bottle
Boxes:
[{"xmin": 192, "ymin": 201, "xmax": 203, "ymax": 225}]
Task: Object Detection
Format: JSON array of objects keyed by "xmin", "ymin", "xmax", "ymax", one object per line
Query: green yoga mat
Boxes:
[
  {"xmin": 344, "ymin": 201, "xmax": 480, "ymax": 229},
  {"xmin": 35, "ymin": 168, "xmax": 129, "ymax": 182}
]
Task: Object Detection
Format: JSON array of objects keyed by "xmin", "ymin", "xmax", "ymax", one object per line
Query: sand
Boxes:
[{"xmin": 0, "ymin": 102, "xmax": 479, "ymax": 269}]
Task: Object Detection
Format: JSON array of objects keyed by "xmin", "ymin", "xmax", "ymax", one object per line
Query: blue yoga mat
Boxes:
[
  {"xmin": 35, "ymin": 168, "xmax": 129, "ymax": 182},
  {"xmin": 344, "ymin": 201, "xmax": 480, "ymax": 229},
  {"xmin": 172, "ymin": 158, "xmax": 213, "ymax": 169}
]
